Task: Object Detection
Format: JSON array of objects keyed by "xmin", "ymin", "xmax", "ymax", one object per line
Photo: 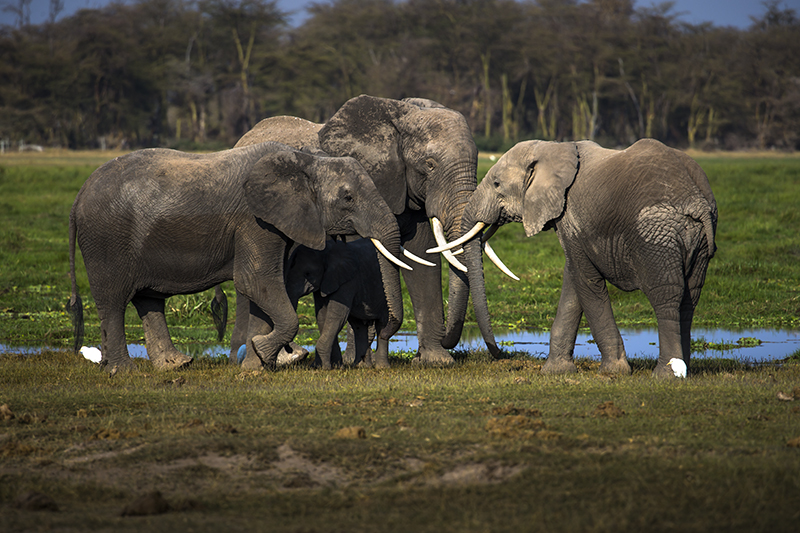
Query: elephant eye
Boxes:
[
  {"xmin": 339, "ymin": 186, "xmax": 354, "ymax": 202},
  {"xmin": 425, "ymin": 157, "xmax": 437, "ymax": 172}
]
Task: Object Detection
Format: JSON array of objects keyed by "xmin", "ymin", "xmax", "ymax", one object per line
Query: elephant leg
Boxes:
[
  {"xmin": 350, "ymin": 320, "xmax": 372, "ymax": 368},
  {"xmin": 342, "ymin": 324, "xmax": 357, "ymax": 365},
  {"xmin": 95, "ymin": 301, "xmax": 136, "ymax": 373},
  {"xmin": 401, "ymin": 214, "xmax": 453, "ymax": 365},
  {"xmin": 572, "ymin": 267, "xmax": 631, "ymax": 375},
  {"xmin": 229, "ymin": 290, "xmax": 250, "ymax": 364},
  {"xmin": 362, "ymin": 322, "xmax": 377, "ymax": 368},
  {"xmin": 240, "ymin": 301, "xmax": 273, "ymax": 370},
  {"xmin": 648, "ymin": 292, "xmax": 684, "ymax": 378},
  {"xmin": 647, "ymin": 275, "xmax": 698, "ymax": 379},
  {"xmin": 211, "ymin": 285, "xmax": 228, "ymax": 342},
  {"xmin": 313, "ymin": 293, "xmax": 343, "ymax": 367},
  {"xmin": 132, "ymin": 295, "xmax": 193, "ymax": 371},
  {"xmin": 241, "ymin": 272, "xmax": 299, "ymax": 370},
  {"xmin": 543, "ymin": 267, "xmax": 581, "ymax": 375},
  {"xmin": 231, "ymin": 290, "xmax": 306, "ymax": 366},
  {"xmin": 370, "ymin": 320, "xmax": 390, "ymax": 369},
  {"xmin": 315, "ymin": 300, "xmax": 349, "ymax": 370}
]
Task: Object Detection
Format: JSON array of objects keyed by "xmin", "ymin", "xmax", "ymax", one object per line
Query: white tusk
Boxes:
[
  {"xmin": 452, "ymin": 248, "xmax": 464, "ymax": 256},
  {"xmin": 426, "ymin": 221, "xmax": 486, "ymax": 253},
  {"xmin": 371, "ymin": 239, "xmax": 413, "ymax": 271},
  {"xmin": 430, "ymin": 218, "xmax": 468, "ymax": 273},
  {"xmin": 481, "ymin": 224, "xmax": 500, "ymax": 243},
  {"xmin": 401, "ymin": 246, "xmax": 436, "ymax": 267},
  {"xmin": 483, "ymin": 240, "xmax": 519, "ymax": 281},
  {"xmin": 444, "ymin": 250, "xmax": 468, "ymax": 272}
]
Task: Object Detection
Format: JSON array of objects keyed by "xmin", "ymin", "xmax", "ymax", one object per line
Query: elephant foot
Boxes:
[
  {"xmin": 151, "ymin": 350, "xmax": 193, "ymax": 371},
  {"xmin": 101, "ymin": 356, "xmax": 138, "ymax": 375},
  {"xmin": 277, "ymin": 342, "xmax": 308, "ymax": 367},
  {"xmin": 652, "ymin": 362, "xmax": 686, "ymax": 380},
  {"xmin": 241, "ymin": 353, "xmax": 264, "ymax": 370},
  {"xmin": 413, "ymin": 347, "xmax": 455, "ymax": 366},
  {"xmin": 371, "ymin": 348, "xmax": 390, "ymax": 369},
  {"xmin": 310, "ymin": 354, "xmax": 333, "ymax": 370},
  {"xmin": 252, "ymin": 335, "xmax": 280, "ymax": 370},
  {"xmin": 541, "ymin": 357, "xmax": 578, "ymax": 375},
  {"xmin": 598, "ymin": 356, "xmax": 632, "ymax": 376}
]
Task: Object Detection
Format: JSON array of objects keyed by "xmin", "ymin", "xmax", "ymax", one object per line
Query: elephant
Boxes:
[
  {"xmin": 286, "ymin": 238, "xmax": 398, "ymax": 369},
  {"xmin": 229, "ymin": 95, "xmax": 504, "ymax": 365},
  {"xmin": 435, "ymin": 138, "xmax": 717, "ymax": 378},
  {"xmin": 67, "ymin": 141, "xmax": 408, "ymax": 372}
]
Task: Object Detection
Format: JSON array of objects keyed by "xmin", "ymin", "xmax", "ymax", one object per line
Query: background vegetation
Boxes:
[{"xmin": 1, "ymin": 0, "xmax": 799, "ymax": 152}]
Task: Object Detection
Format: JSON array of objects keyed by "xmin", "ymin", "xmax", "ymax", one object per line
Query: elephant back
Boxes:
[{"xmin": 235, "ymin": 116, "xmax": 323, "ymax": 150}]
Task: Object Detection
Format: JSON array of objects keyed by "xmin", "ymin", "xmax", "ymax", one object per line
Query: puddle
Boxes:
[{"xmin": 3, "ymin": 328, "xmax": 799, "ymax": 363}]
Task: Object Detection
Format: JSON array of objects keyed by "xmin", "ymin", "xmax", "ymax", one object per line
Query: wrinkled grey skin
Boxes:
[
  {"xmin": 68, "ymin": 142, "xmax": 403, "ymax": 373},
  {"xmin": 231, "ymin": 96, "xmax": 499, "ymax": 366},
  {"xmin": 461, "ymin": 139, "xmax": 717, "ymax": 378},
  {"xmin": 286, "ymin": 239, "xmax": 399, "ymax": 370}
]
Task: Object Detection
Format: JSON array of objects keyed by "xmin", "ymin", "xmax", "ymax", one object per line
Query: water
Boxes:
[{"xmin": 3, "ymin": 328, "xmax": 799, "ymax": 363}]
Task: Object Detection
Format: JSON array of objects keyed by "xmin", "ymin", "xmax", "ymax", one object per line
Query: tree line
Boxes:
[{"xmin": 1, "ymin": 0, "xmax": 798, "ymax": 151}]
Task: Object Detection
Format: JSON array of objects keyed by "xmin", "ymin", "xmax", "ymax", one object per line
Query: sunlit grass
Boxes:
[{"xmin": 1, "ymin": 153, "xmax": 799, "ymax": 351}]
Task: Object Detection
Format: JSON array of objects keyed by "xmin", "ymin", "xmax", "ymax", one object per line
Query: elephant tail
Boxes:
[
  {"xmin": 67, "ymin": 209, "xmax": 84, "ymax": 353},
  {"xmin": 683, "ymin": 197, "xmax": 717, "ymax": 260},
  {"xmin": 700, "ymin": 207, "xmax": 717, "ymax": 259}
]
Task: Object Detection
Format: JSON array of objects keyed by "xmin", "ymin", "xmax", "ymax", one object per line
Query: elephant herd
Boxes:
[{"xmin": 68, "ymin": 95, "xmax": 717, "ymax": 379}]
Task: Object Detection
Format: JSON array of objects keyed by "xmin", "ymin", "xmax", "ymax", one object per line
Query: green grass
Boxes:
[
  {"xmin": 1, "ymin": 350, "xmax": 799, "ymax": 531},
  {"xmin": 3, "ymin": 152, "xmax": 799, "ymax": 351},
  {"xmin": 2, "ymin": 151, "xmax": 800, "ymax": 531}
]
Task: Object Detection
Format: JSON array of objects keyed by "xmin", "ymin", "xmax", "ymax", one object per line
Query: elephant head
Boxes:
[
  {"xmin": 318, "ymin": 95, "xmax": 499, "ymax": 356},
  {"xmin": 431, "ymin": 140, "xmax": 579, "ymax": 350},
  {"xmin": 243, "ymin": 146, "xmax": 407, "ymax": 336},
  {"xmin": 465, "ymin": 140, "xmax": 579, "ymax": 237}
]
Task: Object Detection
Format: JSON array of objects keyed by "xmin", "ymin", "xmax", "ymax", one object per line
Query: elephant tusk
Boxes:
[
  {"xmin": 371, "ymin": 239, "xmax": 413, "ymax": 271},
  {"xmin": 426, "ymin": 221, "xmax": 486, "ymax": 253},
  {"xmin": 430, "ymin": 218, "xmax": 468, "ymax": 273},
  {"xmin": 401, "ymin": 246, "xmax": 436, "ymax": 267},
  {"xmin": 483, "ymin": 240, "xmax": 519, "ymax": 281}
]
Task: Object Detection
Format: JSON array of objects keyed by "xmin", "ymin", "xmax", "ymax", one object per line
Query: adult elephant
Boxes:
[
  {"xmin": 68, "ymin": 142, "xmax": 407, "ymax": 372},
  {"xmin": 435, "ymin": 139, "xmax": 717, "ymax": 378},
  {"xmin": 233, "ymin": 95, "xmax": 503, "ymax": 365}
]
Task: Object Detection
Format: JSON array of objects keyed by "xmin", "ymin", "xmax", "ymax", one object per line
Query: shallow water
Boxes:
[{"xmin": 4, "ymin": 328, "xmax": 799, "ymax": 363}]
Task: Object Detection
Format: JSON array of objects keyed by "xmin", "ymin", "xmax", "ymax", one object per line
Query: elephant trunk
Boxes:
[
  {"xmin": 454, "ymin": 183, "xmax": 502, "ymax": 357},
  {"xmin": 435, "ymin": 161, "xmax": 483, "ymax": 349},
  {"xmin": 357, "ymin": 210, "xmax": 404, "ymax": 340}
]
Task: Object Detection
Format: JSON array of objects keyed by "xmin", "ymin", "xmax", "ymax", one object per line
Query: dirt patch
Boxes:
[
  {"xmin": 436, "ymin": 463, "xmax": 526, "ymax": 486},
  {"xmin": 485, "ymin": 403, "xmax": 560, "ymax": 440},
  {"xmin": 592, "ymin": 401, "xmax": 625, "ymax": 418}
]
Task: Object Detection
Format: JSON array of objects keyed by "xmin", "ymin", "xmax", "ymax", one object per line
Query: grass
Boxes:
[
  {"xmin": 1, "ymin": 149, "xmax": 800, "ymax": 530},
  {"xmin": 2, "ymin": 151, "xmax": 799, "ymax": 352},
  {"xmin": 1, "ymin": 350, "xmax": 799, "ymax": 531}
]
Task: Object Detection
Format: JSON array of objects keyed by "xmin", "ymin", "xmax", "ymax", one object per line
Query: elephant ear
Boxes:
[
  {"xmin": 319, "ymin": 95, "xmax": 413, "ymax": 215},
  {"xmin": 522, "ymin": 141, "xmax": 579, "ymax": 237},
  {"xmin": 319, "ymin": 241, "xmax": 360, "ymax": 297},
  {"xmin": 243, "ymin": 150, "xmax": 327, "ymax": 251}
]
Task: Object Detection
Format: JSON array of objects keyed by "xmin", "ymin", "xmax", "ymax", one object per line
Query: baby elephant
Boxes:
[{"xmin": 286, "ymin": 238, "xmax": 401, "ymax": 369}]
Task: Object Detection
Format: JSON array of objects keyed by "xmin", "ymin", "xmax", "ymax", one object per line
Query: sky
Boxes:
[{"xmin": 2, "ymin": 0, "xmax": 799, "ymax": 29}]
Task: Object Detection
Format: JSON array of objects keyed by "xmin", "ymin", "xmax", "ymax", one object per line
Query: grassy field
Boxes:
[
  {"xmin": 2, "ymin": 350, "xmax": 799, "ymax": 531},
  {"xmin": 1, "ymin": 149, "xmax": 798, "ymax": 348},
  {"xmin": 1, "ymin": 149, "xmax": 800, "ymax": 531}
]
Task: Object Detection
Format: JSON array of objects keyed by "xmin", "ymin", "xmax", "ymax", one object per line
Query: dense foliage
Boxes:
[{"xmin": 1, "ymin": 0, "xmax": 799, "ymax": 151}]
